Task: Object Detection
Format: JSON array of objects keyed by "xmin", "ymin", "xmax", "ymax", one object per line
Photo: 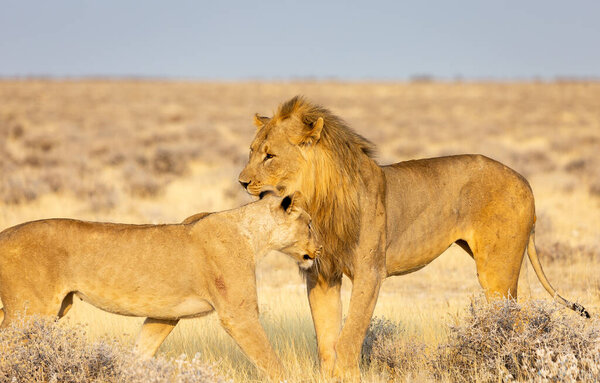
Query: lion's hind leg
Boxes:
[{"xmin": 467, "ymin": 228, "xmax": 530, "ymax": 301}]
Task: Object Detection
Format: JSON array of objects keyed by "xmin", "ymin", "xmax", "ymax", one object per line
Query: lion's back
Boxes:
[{"xmin": 383, "ymin": 154, "xmax": 535, "ymax": 230}]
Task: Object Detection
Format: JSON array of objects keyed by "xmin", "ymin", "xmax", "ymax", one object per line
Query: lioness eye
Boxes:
[{"xmin": 265, "ymin": 153, "xmax": 275, "ymax": 160}]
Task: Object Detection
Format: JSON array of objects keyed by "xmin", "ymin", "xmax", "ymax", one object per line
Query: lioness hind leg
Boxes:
[
  {"xmin": 469, "ymin": 230, "xmax": 530, "ymax": 301},
  {"xmin": 0, "ymin": 294, "xmax": 63, "ymax": 329},
  {"xmin": 57, "ymin": 292, "xmax": 75, "ymax": 318},
  {"xmin": 134, "ymin": 318, "xmax": 179, "ymax": 358}
]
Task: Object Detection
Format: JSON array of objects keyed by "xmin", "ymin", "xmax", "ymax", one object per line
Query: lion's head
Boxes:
[{"xmin": 239, "ymin": 96, "xmax": 376, "ymax": 279}]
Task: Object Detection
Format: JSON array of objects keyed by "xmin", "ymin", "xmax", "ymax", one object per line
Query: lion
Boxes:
[
  {"xmin": 0, "ymin": 191, "xmax": 319, "ymax": 382},
  {"xmin": 238, "ymin": 96, "xmax": 590, "ymax": 379}
]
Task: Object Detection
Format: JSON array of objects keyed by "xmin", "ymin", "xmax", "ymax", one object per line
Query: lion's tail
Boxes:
[{"xmin": 527, "ymin": 229, "xmax": 590, "ymax": 318}]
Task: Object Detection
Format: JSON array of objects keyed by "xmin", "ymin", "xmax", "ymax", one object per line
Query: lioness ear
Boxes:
[
  {"xmin": 281, "ymin": 192, "xmax": 304, "ymax": 214},
  {"xmin": 253, "ymin": 114, "xmax": 270, "ymax": 129},
  {"xmin": 280, "ymin": 195, "xmax": 293, "ymax": 213},
  {"xmin": 301, "ymin": 117, "xmax": 324, "ymax": 145}
]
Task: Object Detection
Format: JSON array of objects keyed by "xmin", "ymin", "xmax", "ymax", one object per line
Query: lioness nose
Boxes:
[{"xmin": 239, "ymin": 180, "xmax": 250, "ymax": 189}]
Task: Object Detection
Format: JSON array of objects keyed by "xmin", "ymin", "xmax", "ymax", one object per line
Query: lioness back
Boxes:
[{"xmin": 0, "ymin": 218, "xmax": 220, "ymax": 318}]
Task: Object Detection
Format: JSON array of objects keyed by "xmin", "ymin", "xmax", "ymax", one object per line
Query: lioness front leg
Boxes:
[
  {"xmin": 134, "ymin": 318, "xmax": 179, "ymax": 357},
  {"xmin": 306, "ymin": 271, "xmax": 342, "ymax": 378},
  {"xmin": 217, "ymin": 306, "xmax": 285, "ymax": 382}
]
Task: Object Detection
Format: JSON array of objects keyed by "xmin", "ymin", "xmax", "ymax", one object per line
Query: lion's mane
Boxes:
[{"xmin": 272, "ymin": 96, "xmax": 376, "ymax": 280}]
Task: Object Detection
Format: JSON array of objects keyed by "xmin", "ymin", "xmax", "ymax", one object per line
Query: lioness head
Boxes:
[{"xmin": 263, "ymin": 191, "xmax": 321, "ymax": 270}]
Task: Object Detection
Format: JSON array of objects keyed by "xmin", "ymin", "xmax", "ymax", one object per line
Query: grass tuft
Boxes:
[{"xmin": 0, "ymin": 315, "xmax": 229, "ymax": 383}]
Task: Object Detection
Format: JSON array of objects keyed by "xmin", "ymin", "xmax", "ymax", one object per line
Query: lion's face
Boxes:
[
  {"xmin": 239, "ymin": 114, "xmax": 323, "ymax": 197},
  {"xmin": 239, "ymin": 122, "xmax": 305, "ymax": 197},
  {"xmin": 266, "ymin": 193, "xmax": 321, "ymax": 270}
]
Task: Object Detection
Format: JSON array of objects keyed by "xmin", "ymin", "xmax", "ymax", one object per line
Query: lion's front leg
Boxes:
[
  {"xmin": 333, "ymin": 173, "xmax": 387, "ymax": 381},
  {"xmin": 306, "ymin": 270, "xmax": 342, "ymax": 377},
  {"xmin": 333, "ymin": 267, "xmax": 383, "ymax": 381}
]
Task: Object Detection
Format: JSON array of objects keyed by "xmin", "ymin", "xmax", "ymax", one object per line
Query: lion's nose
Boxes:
[{"xmin": 239, "ymin": 180, "xmax": 250, "ymax": 189}]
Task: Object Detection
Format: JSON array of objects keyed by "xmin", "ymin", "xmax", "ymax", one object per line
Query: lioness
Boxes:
[
  {"xmin": 238, "ymin": 96, "xmax": 590, "ymax": 379},
  {"xmin": 0, "ymin": 191, "xmax": 319, "ymax": 381}
]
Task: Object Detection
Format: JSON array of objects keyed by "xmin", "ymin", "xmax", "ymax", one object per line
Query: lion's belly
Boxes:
[
  {"xmin": 382, "ymin": 161, "xmax": 472, "ymax": 276},
  {"xmin": 75, "ymin": 291, "xmax": 214, "ymax": 319},
  {"xmin": 385, "ymin": 233, "xmax": 457, "ymax": 276}
]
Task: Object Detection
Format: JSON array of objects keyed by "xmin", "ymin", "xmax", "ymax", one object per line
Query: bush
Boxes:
[
  {"xmin": 0, "ymin": 315, "xmax": 229, "ymax": 383},
  {"xmin": 435, "ymin": 298, "xmax": 600, "ymax": 382},
  {"xmin": 361, "ymin": 317, "xmax": 426, "ymax": 377}
]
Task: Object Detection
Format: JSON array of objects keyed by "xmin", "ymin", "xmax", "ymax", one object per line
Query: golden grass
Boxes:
[{"xmin": 1, "ymin": 80, "xmax": 599, "ymax": 381}]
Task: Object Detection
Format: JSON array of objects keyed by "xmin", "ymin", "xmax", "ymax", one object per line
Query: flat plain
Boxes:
[{"xmin": 1, "ymin": 80, "xmax": 599, "ymax": 382}]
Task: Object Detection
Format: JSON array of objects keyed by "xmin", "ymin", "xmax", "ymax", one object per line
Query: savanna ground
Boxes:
[{"xmin": 0, "ymin": 80, "xmax": 599, "ymax": 382}]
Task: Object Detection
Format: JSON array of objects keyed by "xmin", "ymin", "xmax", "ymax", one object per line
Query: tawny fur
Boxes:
[
  {"xmin": 245, "ymin": 96, "xmax": 376, "ymax": 279},
  {"xmin": 239, "ymin": 96, "xmax": 590, "ymax": 380},
  {"xmin": 0, "ymin": 193, "xmax": 319, "ymax": 382}
]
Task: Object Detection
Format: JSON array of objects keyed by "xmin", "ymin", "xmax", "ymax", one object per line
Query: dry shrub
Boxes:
[
  {"xmin": 0, "ymin": 315, "xmax": 228, "ymax": 383},
  {"xmin": 509, "ymin": 150, "xmax": 556, "ymax": 177},
  {"xmin": 524, "ymin": 346, "xmax": 600, "ymax": 382},
  {"xmin": 361, "ymin": 317, "xmax": 427, "ymax": 377},
  {"xmin": 435, "ymin": 299, "xmax": 600, "ymax": 382},
  {"xmin": 538, "ymin": 241, "xmax": 599, "ymax": 262},
  {"xmin": 2, "ymin": 81, "xmax": 599, "ymax": 213}
]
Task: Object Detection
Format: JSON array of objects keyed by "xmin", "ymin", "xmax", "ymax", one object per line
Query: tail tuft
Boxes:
[{"xmin": 571, "ymin": 302, "xmax": 591, "ymax": 319}]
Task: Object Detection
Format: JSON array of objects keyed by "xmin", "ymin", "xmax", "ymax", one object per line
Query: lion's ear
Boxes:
[
  {"xmin": 301, "ymin": 117, "xmax": 324, "ymax": 145},
  {"xmin": 253, "ymin": 114, "xmax": 270, "ymax": 129}
]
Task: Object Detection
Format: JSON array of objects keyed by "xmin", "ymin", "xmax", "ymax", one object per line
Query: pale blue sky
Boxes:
[{"xmin": 1, "ymin": 0, "xmax": 599, "ymax": 79}]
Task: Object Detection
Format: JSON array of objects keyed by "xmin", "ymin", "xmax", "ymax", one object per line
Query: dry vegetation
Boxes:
[
  {"xmin": 362, "ymin": 299, "xmax": 600, "ymax": 382},
  {"xmin": 0, "ymin": 79, "xmax": 599, "ymax": 382},
  {"xmin": 0, "ymin": 315, "xmax": 227, "ymax": 383}
]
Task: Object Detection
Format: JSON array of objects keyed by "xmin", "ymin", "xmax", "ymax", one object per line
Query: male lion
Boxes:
[
  {"xmin": 238, "ymin": 96, "xmax": 590, "ymax": 379},
  {"xmin": 0, "ymin": 191, "xmax": 319, "ymax": 381}
]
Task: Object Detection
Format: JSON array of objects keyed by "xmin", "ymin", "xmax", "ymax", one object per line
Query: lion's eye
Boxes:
[{"xmin": 265, "ymin": 153, "xmax": 275, "ymax": 160}]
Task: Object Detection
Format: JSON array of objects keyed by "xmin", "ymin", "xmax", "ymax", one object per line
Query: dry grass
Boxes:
[
  {"xmin": 361, "ymin": 299, "xmax": 600, "ymax": 382},
  {"xmin": 1, "ymin": 80, "xmax": 599, "ymax": 382},
  {"xmin": 0, "ymin": 315, "xmax": 227, "ymax": 383},
  {"xmin": 436, "ymin": 299, "xmax": 600, "ymax": 382}
]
